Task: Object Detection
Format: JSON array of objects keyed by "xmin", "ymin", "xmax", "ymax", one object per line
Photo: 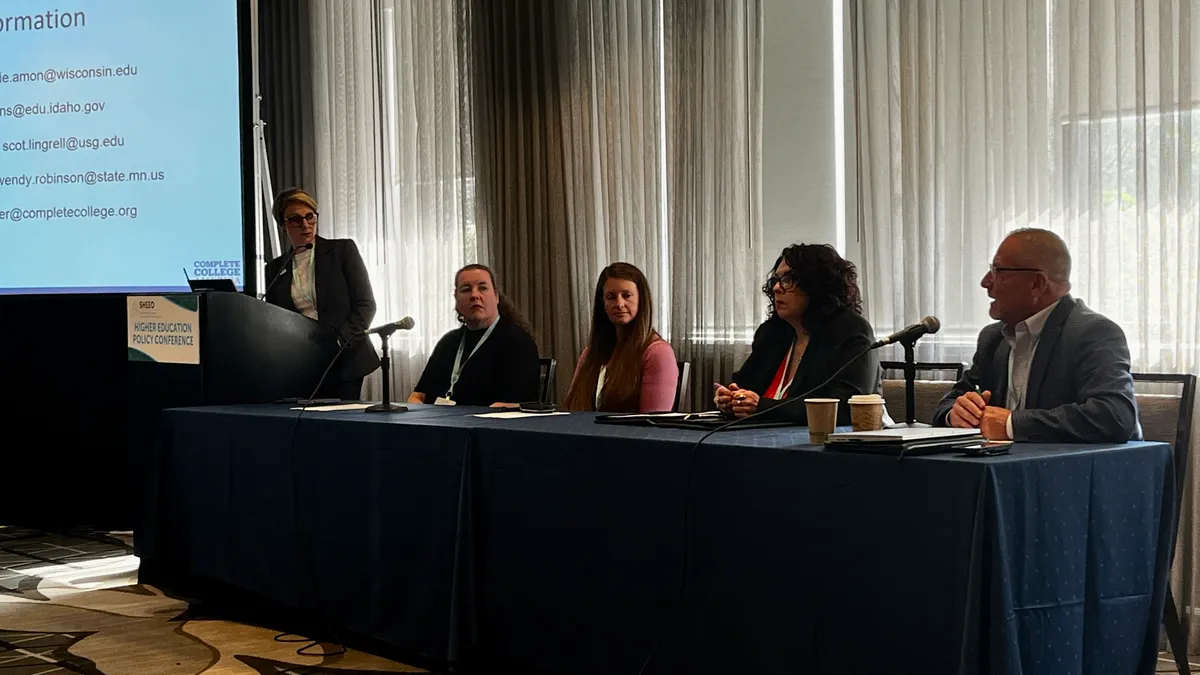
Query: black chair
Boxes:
[
  {"xmin": 1132, "ymin": 372, "xmax": 1197, "ymax": 675},
  {"xmin": 538, "ymin": 357, "xmax": 557, "ymax": 405},
  {"xmin": 879, "ymin": 361, "xmax": 966, "ymax": 424},
  {"xmin": 674, "ymin": 361, "xmax": 692, "ymax": 412}
]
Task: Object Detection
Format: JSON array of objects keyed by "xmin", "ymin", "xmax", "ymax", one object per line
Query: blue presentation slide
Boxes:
[{"xmin": 0, "ymin": 1, "xmax": 244, "ymax": 294}]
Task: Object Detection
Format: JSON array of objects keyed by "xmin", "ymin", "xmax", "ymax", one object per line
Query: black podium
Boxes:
[
  {"xmin": 128, "ymin": 292, "xmax": 340, "ymax": 531},
  {"xmin": 128, "ymin": 291, "xmax": 339, "ymax": 406}
]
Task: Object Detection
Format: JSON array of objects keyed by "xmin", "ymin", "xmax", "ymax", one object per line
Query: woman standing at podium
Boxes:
[{"xmin": 265, "ymin": 188, "xmax": 380, "ymax": 400}]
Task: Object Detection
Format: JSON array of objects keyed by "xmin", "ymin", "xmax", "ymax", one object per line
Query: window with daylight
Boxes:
[{"xmin": 850, "ymin": 0, "xmax": 1200, "ymax": 373}]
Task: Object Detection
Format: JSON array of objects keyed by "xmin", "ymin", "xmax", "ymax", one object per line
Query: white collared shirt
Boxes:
[
  {"xmin": 290, "ymin": 246, "xmax": 318, "ymax": 320},
  {"xmin": 1001, "ymin": 299, "xmax": 1060, "ymax": 438}
]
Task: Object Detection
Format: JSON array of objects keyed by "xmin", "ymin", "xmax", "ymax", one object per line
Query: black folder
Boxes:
[{"xmin": 594, "ymin": 411, "xmax": 794, "ymax": 431}]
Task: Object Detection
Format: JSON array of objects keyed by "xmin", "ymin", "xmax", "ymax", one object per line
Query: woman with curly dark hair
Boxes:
[
  {"xmin": 714, "ymin": 243, "xmax": 882, "ymax": 425},
  {"xmin": 409, "ymin": 263, "xmax": 541, "ymax": 407}
]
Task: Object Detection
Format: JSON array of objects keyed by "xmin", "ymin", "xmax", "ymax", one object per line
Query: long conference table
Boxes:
[{"xmin": 136, "ymin": 404, "xmax": 1177, "ymax": 675}]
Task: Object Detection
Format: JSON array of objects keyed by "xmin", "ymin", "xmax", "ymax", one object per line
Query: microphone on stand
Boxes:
[
  {"xmin": 871, "ymin": 316, "xmax": 941, "ymax": 348},
  {"xmin": 261, "ymin": 243, "xmax": 313, "ymax": 300},
  {"xmin": 872, "ymin": 315, "xmax": 941, "ymax": 426},
  {"xmin": 362, "ymin": 316, "xmax": 416, "ymax": 337},
  {"xmin": 364, "ymin": 317, "xmax": 416, "ymax": 414}
]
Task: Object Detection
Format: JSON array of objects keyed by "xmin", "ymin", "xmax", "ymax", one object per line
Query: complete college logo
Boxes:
[{"xmin": 191, "ymin": 259, "xmax": 242, "ymax": 282}]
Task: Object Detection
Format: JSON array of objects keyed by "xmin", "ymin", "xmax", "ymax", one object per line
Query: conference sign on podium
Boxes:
[{"xmin": 126, "ymin": 295, "xmax": 200, "ymax": 364}]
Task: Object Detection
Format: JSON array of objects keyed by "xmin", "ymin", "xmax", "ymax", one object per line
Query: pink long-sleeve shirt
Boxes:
[{"xmin": 571, "ymin": 340, "xmax": 679, "ymax": 412}]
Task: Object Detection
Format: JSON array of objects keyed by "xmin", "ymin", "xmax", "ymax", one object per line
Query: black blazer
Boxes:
[
  {"xmin": 933, "ymin": 295, "xmax": 1141, "ymax": 442},
  {"xmin": 733, "ymin": 310, "xmax": 882, "ymax": 426},
  {"xmin": 264, "ymin": 236, "xmax": 380, "ymax": 380},
  {"xmin": 413, "ymin": 316, "xmax": 541, "ymax": 406}
]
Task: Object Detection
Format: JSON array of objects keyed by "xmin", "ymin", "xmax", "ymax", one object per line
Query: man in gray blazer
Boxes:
[{"xmin": 933, "ymin": 228, "xmax": 1141, "ymax": 442}]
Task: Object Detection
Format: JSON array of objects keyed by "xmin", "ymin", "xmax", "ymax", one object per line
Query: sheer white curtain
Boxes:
[
  {"xmin": 556, "ymin": 0, "xmax": 668, "ymax": 348},
  {"xmin": 853, "ymin": 0, "xmax": 1199, "ymax": 369},
  {"xmin": 311, "ymin": 0, "xmax": 476, "ymax": 398},
  {"xmin": 852, "ymin": 0, "xmax": 1200, "ymax": 647},
  {"xmin": 665, "ymin": 0, "xmax": 764, "ymax": 410},
  {"xmin": 468, "ymin": 0, "xmax": 762, "ymax": 408}
]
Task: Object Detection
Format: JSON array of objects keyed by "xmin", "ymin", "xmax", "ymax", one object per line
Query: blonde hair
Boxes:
[{"xmin": 272, "ymin": 187, "xmax": 318, "ymax": 225}]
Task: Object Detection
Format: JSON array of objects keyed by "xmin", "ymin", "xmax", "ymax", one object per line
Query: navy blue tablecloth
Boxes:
[
  {"xmin": 137, "ymin": 404, "xmax": 479, "ymax": 662},
  {"xmin": 137, "ymin": 405, "xmax": 1175, "ymax": 675}
]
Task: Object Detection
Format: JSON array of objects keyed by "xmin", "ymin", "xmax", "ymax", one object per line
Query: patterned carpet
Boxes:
[
  {"xmin": 0, "ymin": 526, "xmax": 1191, "ymax": 674},
  {"xmin": 0, "ymin": 527, "xmax": 422, "ymax": 674}
]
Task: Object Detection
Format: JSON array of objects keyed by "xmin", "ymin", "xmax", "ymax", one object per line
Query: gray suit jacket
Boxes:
[{"xmin": 933, "ymin": 295, "xmax": 1141, "ymax": 442}]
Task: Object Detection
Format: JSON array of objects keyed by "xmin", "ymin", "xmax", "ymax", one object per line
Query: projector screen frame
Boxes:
[
  {"xmin": 0, "ymin": 0, "xmax": 257, "ymax": 298},
  {"xmin": 236, "ymin": 0, "xmax": 256, "ymax": 297}
]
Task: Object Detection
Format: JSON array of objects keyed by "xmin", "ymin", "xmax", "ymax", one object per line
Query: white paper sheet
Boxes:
[
  {"xmin": 473, "ymin": 411, "xmax": 570, "ymax": 419},
  {"xmin": 290, "ymin": 403, "xmax": 374, "ymax": 412}
]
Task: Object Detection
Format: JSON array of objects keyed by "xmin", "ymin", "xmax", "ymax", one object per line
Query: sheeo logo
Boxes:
[{"xmin": 139, "ymin": 300, "xmax": 155, "ymax": 309}]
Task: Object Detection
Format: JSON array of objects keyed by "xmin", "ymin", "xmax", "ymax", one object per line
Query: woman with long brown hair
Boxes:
[{"xmin": 564, "ymin": 263, "xmax": 678, "ymax": 412}]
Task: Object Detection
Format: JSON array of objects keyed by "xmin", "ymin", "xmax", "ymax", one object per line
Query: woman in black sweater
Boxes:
[
  {"xmin": 409, "ymin": 264, "xmax": 541, "ymax": 407},
  {"xmin": 714, "ymin": 244, "xmax": 882, "ymax": 426}
]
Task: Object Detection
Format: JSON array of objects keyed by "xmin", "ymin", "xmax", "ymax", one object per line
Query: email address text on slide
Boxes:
[
  {"xmin": 0, "ymin": 169, "xmax": 165, "ymax": 188},
  {"xmin": 0, "ymin": 1, "xmax": 244, "ymax": 292},
  {"xmin": 0, "ymin": 64, "xmax": 137, "ymax": 84},
  {"xmin": 0, "ymin": 205, "xmax": 139, "ymax": 222}
]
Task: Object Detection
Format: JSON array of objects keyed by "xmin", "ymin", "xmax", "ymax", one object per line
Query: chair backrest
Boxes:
[
  {"xmin": 880, "ymin": 361, "xmax": 967, "ymax": 381},
  {"xmin": 878, "ymin": 362, "xmax": 964, "ymax": 424},
  {"xmin": 674, "ymin": 361, "xmax": 692, "ymax": 412},
  {"xmin": 1132, "ymin": 373, "xmax": 1197, "ymax": 508},
  {"xmin": 882, "ymin": 379, "xmax": 957, "ymax": 425},
  {"xmin": 538, "ymin": 357, "xmax": 557, "ymax": 404}
]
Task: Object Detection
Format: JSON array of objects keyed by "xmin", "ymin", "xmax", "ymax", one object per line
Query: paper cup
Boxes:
[
  {"xmin": 848, "ymin": 395, "xmax": 886, "ymax": 432},
  {"xmin": 805, "ymin": 398, "xmax": 840, "ymax": 444}
]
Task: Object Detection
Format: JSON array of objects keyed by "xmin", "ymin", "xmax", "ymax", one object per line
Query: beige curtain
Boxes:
[
  {"xmin": 665, "ymin": 0, "xmax": 764, "ymax": 411},
  {"xmin": 852, "ymin": 0, "xmax": 1200, "ymax": 650},
  {"xmin": 468, "ymin": 0, "xmax": 666, "ymax": 401},
  {"xmin": 469, "ymin": 0, "xmax": 763, "ymax": 408}
]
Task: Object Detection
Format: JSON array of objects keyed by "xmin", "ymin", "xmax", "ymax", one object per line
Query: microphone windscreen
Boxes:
[
  {"xmin": 397, "ymin": 316, "xmax": 415, "ymax": 330},
  {"xmin": 922, "ymin": 315, "xmax": 941, "ymax": 334}
]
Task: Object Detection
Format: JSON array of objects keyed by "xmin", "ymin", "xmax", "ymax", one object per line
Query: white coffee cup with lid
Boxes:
[{"xmin": 848, "ymin": 394, "xmax": 886, "ymax": 431}]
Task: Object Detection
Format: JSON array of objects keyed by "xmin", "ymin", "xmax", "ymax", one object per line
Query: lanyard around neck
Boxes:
[{"xmin": 447, "ymin": 317, "xmax": 500, "ymax": 398}]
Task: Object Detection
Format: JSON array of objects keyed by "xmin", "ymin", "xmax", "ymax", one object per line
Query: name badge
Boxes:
[{"xmin": 434, "ymin": 397, "xmax": 457, "ymax": 406}]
